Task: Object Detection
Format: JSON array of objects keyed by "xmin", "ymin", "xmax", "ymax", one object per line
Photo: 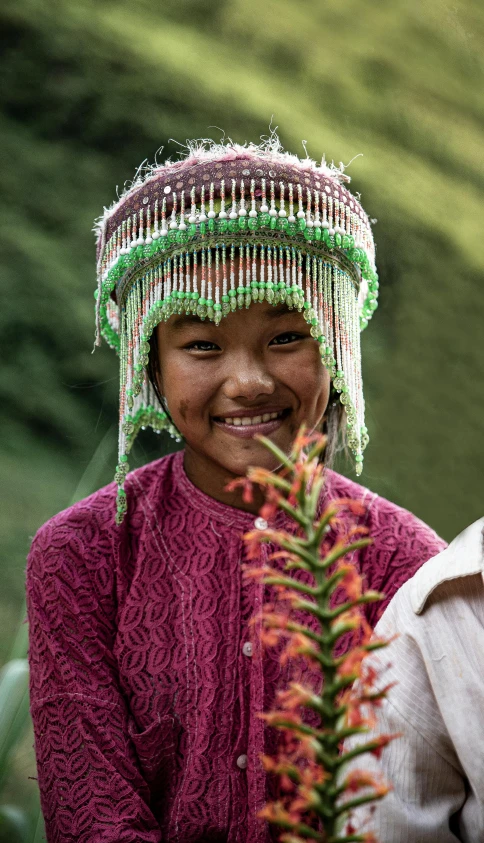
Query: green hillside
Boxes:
[{"xmin": 1, "ymin": 0, "xmax": 484, "ymax": 656}]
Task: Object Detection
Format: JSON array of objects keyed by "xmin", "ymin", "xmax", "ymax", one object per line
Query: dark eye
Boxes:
[
  {"xmin": 270, "ymin": 331, "xmax": 304, "ymax": 346},
  {"xmin": 185, "ymin": 340, "xmax": 221, "ymax": 351}
]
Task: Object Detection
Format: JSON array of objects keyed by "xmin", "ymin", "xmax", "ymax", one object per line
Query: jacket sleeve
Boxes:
[{"xmin": 27, "ymin": 509, "xmax": 162, "ymax": 843}]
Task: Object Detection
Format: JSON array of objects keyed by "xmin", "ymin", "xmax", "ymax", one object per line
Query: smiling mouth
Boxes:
[{"xmin": 212, "ymin": 408, "xmax": 290, "ymax": 427}]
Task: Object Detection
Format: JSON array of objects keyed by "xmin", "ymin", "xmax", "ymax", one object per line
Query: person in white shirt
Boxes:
[{"xmin": 344, "ymin": 517, "xmax": 484, "ymax": 842}]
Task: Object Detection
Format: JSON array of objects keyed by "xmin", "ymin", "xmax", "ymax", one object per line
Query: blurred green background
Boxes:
[{"xmin": 0, "ymin": 0, "xmax": 483, "ymax": 837}]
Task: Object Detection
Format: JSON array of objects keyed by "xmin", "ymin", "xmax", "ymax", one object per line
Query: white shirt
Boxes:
[{"xmin": 344, "ymin": 517, "xmax": 484, "ymax": 843}]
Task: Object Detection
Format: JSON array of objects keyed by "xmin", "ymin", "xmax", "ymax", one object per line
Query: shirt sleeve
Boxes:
[
  {"xmin": 343, "ymin": 698, "xmax": 466, "ymax": 842},
  {"xmin": 27, "ymin": 511, "xmax": 162, "ymax": 843},
  {"xmin": 342, "ymin": 585, "xmax": 467, "ymax": 842}
]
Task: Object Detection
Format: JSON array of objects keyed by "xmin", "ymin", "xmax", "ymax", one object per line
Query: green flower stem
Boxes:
[
  {"xmin": 254, "ymin": 435, "xmax": 296, "ymax": 472},
  {"xmin": 273, "ymin": 496, "xmax": 310, "ymax": 528},
  {"xmin": 316, "ymin": 539, "xmax": 372, "ymax": 570},
  {"xmin": 261, "ymin": 576, "xmax": 320, "ymax": 596},
  {"xmin": 334, "ymin": 791, "xmax": 387, "ymax": 817},
  {"xmin": 248, "ymin": 430, "xmax": 393, "ymax": 840},
  {"xmin": 336, "ymin": 739, "xmax": 389, "ymax": 768}
]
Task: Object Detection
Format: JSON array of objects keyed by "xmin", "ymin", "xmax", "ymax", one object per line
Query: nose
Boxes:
[{"xmin": 222, "ymin": 351, "xmax": 276, "ymax": 402}]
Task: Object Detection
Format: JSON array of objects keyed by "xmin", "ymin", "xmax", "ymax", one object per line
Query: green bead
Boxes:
[
  {"xmin": 277, "ymin": 217, "xmax": 288, "ymax": 231},
  {"xmin": 303, "ymin": 228, "xmax": 313, "ymax": 240},
  {"xmin": 228, "ymin": 289, "xmax": 236, "ymax": 297},
  {"xmin": 248, "ymin": 217, "xmax": 258, "ymax": 230},
  {"xmin": 297, "ymin": 217, "xmax": 307, "ymax": 231},
  {"xmin": 303, "ymin": 301, "xmax": 310, "ymax": 309},
  {"xmin": 213, "ymin": 303, "xmax": 222, "ymax": 310},
  {"xmin": 192, "ymin": 291, "xmax": 199, "ymax": 300},
  {"xmin": 199, "ymin": 222, "xmax": 207, "ymax": 235},
  {"xmin": 314, "ymin": 227, "xmax": 322, "ymax": 241},
  {"xmin": 199, "ymin": 297, "xmax": 206, "ymax": 305},
  {"xmin": 228, "ymin": 219, "xmax": 238, "ymax": 233},
  {"xmin": 286, "ymin": 221, "xmax": 297, "ymax": 236},
  {"xmin": 222, "ymin": 295, "xmax": 230, "ymax": 302},
  {"xmin": 259, "ymin": 212, "xmax": 270, "ymax": 227},
  {"xmin": 208, "ymin": 218, "xmax": 216, "ymax": 232},
  {"xmin": 238, "ymin": 216, "xmax": 247, "ymax": 230},
  {"xmin": 270, "ymin": 216, "xmax": 277, "ymax": 230},
  {"xmin": 176, "ymin": 229, "xmax": 188, "ymax": 244},
  {"xmin": 189, "ymin": 223, "xmax": 197, "ymax": 236},
  {"xmin": 334, "ymin": 232, "xmax": 342, "ymax": 247},
  {"xmin": 217, "ymin": 218, "xmax": 228, "ymax": 233}
]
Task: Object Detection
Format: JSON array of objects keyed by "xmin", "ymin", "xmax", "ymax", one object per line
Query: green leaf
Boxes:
[
  {"xmin": 0, "ymin": 660, "xmax": 30, "ymax": 783},
  {"xmin": 0, "ymin": 805, "xmax": 30, "ymax": 843}
]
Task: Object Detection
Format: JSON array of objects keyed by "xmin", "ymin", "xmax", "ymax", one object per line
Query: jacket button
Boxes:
[
  {"xmin": 242, "ymin": 641, "xmax": 253, "ymax": 657},
  {"xmin": 236, "ymin": 754, "xmax": 248, "ymax": 769}
]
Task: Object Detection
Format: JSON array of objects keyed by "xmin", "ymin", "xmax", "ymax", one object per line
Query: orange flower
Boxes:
[
  {"xmin": 370, "ymin": 733, "xmax": 400, "ymax": 759},
  {"xmin": 281, "ymin": 631, "xmax": 320, "ymax": 666},
  {"xmin": 277, "ymin": 683, "xmax": 315, "ymax": 711},
  {"xmin": 260, "ymin": 710, "xmax": 303, "ymax": 729},
  {"xmin": 338, "ymin": 646, "xmax": 366, "ymax": 679},
  {"xmin": 257, "ymin": 801, "xmax": 299, "ymax": 825},
  {"xmin": 345, "ymin": 769, "xmax": 387, "ymax": 794},
  {"xmin": 224, "ymin": 476, "xmax": 254, "ymax": 503},
  {"xmin": 337, "ymin": 561, "xmax": 363, "ymax": 601},
  {"xmin": 290, "ymin": 784, "xmax": 321, "ymax": 813}
]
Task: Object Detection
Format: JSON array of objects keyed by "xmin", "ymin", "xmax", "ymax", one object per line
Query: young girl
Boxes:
[{"xmin": 27, "ymin": 141, "xmax": 445, "ymax": 843}]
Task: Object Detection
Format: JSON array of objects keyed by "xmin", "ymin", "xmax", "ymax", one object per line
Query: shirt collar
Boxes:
[{"xmin": 411, "ymin": 517, "xmax": 484, "ymax": 614}]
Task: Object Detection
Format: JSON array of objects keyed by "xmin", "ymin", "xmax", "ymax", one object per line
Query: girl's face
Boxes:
[{"xmin": 155, "ymin": 301, "xmax": 331, "ymax": 511}]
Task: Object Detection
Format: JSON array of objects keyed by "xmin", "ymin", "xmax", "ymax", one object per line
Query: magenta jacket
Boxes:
[{"xmin": 27, "ymin": 451, "xmax": 445, "ymax": 843}]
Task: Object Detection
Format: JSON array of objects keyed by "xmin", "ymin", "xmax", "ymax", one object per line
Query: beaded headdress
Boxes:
[{"xmin": 94, "ymin": 141, "xmax": 378, "ymax": 523}]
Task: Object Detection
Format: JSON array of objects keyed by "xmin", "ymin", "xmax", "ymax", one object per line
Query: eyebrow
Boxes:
[{"xmin": 170, "ymin": 304, "xmax": 296, "ymax": 330}]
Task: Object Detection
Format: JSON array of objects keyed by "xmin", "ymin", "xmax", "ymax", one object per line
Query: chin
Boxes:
[{"xmin": 217, "ymin": 440, "xmax": 292, "ymax": 477}]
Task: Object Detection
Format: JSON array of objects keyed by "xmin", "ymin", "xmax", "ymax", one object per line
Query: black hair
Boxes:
[{"xmin": 147, "ymin": 329, "xmax": 346, "ymax": 468}]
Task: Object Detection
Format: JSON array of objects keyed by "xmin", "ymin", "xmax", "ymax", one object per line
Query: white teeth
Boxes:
[{"xmin": 220, "ymin": 410, "xmax": 284, "ymax": 426}]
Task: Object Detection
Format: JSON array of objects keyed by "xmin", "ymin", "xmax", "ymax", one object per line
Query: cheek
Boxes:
[
  {"xmin": 281, "ymin": 345, "xmax": 330, "ymax": 411},
  {"xmin": 160, "ymin": 355, "xmax": 215, "ymax": 428}
]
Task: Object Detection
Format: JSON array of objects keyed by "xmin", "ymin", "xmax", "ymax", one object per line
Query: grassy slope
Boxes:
[
  {"xmin": 1, "ymin": 0, "xmax": 483, "ymax": 653},
  {"xmin": 0, "ymin": 0, "xmax": 483, "ymax": 821}
]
